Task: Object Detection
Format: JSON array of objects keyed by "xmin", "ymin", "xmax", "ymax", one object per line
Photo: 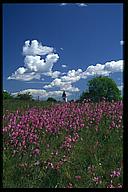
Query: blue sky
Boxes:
[{"xmin": 3, "ymin": 3, "xmax": 123, "ymax": 100}]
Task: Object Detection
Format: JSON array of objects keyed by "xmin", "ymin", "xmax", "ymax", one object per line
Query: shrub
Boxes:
[
  {"xmin": 47, "ymin": 97, "xmax": 57, "ymax": 102},
  {"xmin": 3, "ymin": 91, "xmax": 13, "ymax": 99},
  {"xmin": 16, "ymin": 92, "xmax": 32, "ymax": 101}
]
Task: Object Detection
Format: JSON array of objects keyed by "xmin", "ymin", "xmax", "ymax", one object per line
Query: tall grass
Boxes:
[{"xmin": 3, "ymin": 99, "xmax": 53, "ymax": 113}]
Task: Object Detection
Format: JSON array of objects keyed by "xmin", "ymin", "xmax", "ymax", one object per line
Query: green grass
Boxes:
[
  {"xmin": 3, "ymin": 99, "xmax": 123, "ymax": 188},
  {"xmin": 3, "ymin": 99, "xmax": 54, "ymax": 113}
]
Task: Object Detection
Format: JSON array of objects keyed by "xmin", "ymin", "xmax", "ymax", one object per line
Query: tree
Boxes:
[
  {"xmin": 47, "ymin": 97, "xmax": 57, "ymax": 102},
  {"xmin": 16, "ymin": 92, "xmax": 32, "ymax": 101},
  {"xmin": 79, "ymin": 91, "xmax": 90, "ymax": 102},
  {"xmin": 3, "ymin": 91, "xmax": 13, "ymax": 99},
  {"xmin": 80, "ymin": 76, "xmax": 121, "ymax": 102}
]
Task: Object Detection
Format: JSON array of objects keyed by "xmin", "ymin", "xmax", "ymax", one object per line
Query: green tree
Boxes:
[
  {"xmin": 80, "ymin": 76, "xmax": 121, "ymax": 102},
  {"xmin": 88, "ymin": 76, "xmax": 121, "ymax": 102},
  {"xmin": 16, "ymin": 92, "xmax": 32, "ymax": 101},
  {"xmin": 79, "ymin": 91, "xmax": 90, "ymax": 102},
  {"xmin": 47, "ymin": 97, "xmax": 57, "ymax": 102},
  {"xmin": 3, "ymin": 91, "xmax": 13, "ymax": 99}
]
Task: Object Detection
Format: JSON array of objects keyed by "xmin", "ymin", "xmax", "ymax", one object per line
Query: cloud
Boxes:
[
  {"xmin": 62, "ymin": 64, "xmax": 67, "ymax": 68},
  {"xmin": 84, "ymin": 64, "xmax": 109, "ymax": 76},
  {"xmin": 24, "ymin": 53, "xmax": 59, "ymax": 73},
  {"xmin": 76, "ymin": 3, "xmax": 88, "ymax": 7},
  {"xmin": 45, "ymin": 53, "xmax": 59, "ymax": 69},
  {"xmin": 68, "ymin": 69, "xmax": 82, "ymax": 76},
  {"xmin": 44, "ymin": 60, "xmax": 123, "ymax": 92},
  {"xmin": 8, "ymin": 40, "xmax": 60, "ymax": 81},
  {"xmin": 120, "ymin": 40, "xmax": 124, "ymax": 46},
  {"xmin": 82, "ymin": 60, "xmax": 123, "ymax": 78},
  {"xmin": 23, "ymin": 40, "xmax": 53, "ymax": 56},
  {"xmin": 12, "ymin": 89, "xmax": 46, "ymax": 96},
  {"xmin": 104, "ymin": 60, "xmax": 123, "ymax": 73},
  {"xmin": 61, "ymin": 69, "xmax": 83, "ymax": 83},
  {"xmin": 11, "ymin": 89, "xmax": 71, "ymax": 100},
  {"xmin": 60, "ymin": 47, "xmax": 64, "ymax": 50},
  {"xmin": 43, "ymin": 68, "xmax": 85, "ymax": 92},
  {"xmin": 60, "ymin": 84, "xmax": 80, "ymax": 92},
  {"xmin": 43, "ymin": 78, "xmax": 62, "ymax": 89},
  {"xmin": 60, "ymin": 3, "xmax": 88, "ymax": 7},
  {"xmin": 8, "ymin": 71, "xmax": 41, "ymax": 81},
  {"xmin": 61, "ymin": 75, "xmax": 81, "ymax": 83},
  {"xmin": 44, "ymin": 77, "xmax": 79, "ymax": 92},
  {"xmin": 60, "ymin": 3, "xmax": 67, "ymax": 6},
  {"xmin": 45, "ymin": 71, "xmax": 61, "ymax": 78},
  {"xmin": 16, "ymin": 67, "xmax": 27, "ymax": 74},
  {"xmin": 25, "ymin": 81, "xmax": 49, "ymax": 84}
]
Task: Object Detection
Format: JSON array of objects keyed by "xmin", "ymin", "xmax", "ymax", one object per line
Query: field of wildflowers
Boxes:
[{"xmin": 3, "ymin": 99, "xmax": 123, "ymax": 188}]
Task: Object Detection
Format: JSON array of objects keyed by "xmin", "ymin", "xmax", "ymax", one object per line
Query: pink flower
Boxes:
[
  {"xmin": 110, "ymin": 169, "xmax": 121, "ymax": 178},
  {"xmin": 117, "ymin": 184, "xmax": 122, "ymax": 188},
  {"xmin": 66, "ymin": 183, "xmax": 73, "ymax": 188},
  {"xmin": 92, "ymin": 176, "xmax": 102, "ymax": 184},
  {"xmin": 33, "ymin": 148, "xmax": 40, "ymax": 155},
  {"xmin": 22, "ymin": 140, "xmax": 26, "ymax": 146},
  {"xmin": 107, "ymin": 184, "xmax": 115, "ymax": 188},
  {"xmin": 75, "ymin": 175, "xmax": 81, "ymax": 180},
  {"xmin": 46, "ymin": 144, "xmax": 50, "ymax": 148}
]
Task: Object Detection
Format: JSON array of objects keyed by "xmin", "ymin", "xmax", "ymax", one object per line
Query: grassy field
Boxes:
[
  {"xmin": 3, "ymin": 99, "xmax": 123, "ymax": 188},
  {"xmin": 3, "ymin": 99, "xmax": 54, "ymax": 113}
]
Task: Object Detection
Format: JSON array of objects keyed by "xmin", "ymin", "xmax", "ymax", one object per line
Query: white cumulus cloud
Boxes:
[
  {"xmin": 16, "ymin": 67, "xmax": 27, "ymax": 74},
  {"xmin": 45, "ymin": 71, "xmax": 61, "ymax": 78},
  {"xmin": 44, "ymin": 78, "xmax": 62, "ymax": 89},
  {"xmin": 44, "ymin": 60, "xmax": 123, "ymax": 92},
  {"xmin": 24, "ymin": 53, "xmax": 59, "ymax": 73},
  {"xmin": 43, "ymin": 68, "xmax": 84, "ymax": 92},
  {"xmin": 61, "ymin": 69, "xmax": 83, "ymax": 83},
  {"xmin": 43, "ymin": 77, "xmax": 80, "ymax": 92},
  {"xmin": 104, "ymin": 60, "xmax": 123, "ymax": 73},
  {"xmin": 23, "ymin": 40, "xmax": 53, "ymax": 56},
  {"xmin": 45, "ymin": 53, "xmax": 59, "ymax": 69},
  {"xmin": 85, "ymin": 64, "xmax": 109, "ymax": 76},
  {"xmin": 8, "ymin": 40, "xmax": 60, "ymax": 81},
  {"xmin": 60, "ymin": 84, "xmax": 79, "ymax": 92},
  {"xmin": 61, "ymin": 75, "xmax": 81, "ymax": 83},
  {"xmin": 82, "ymin": 60, "xmax": 123, "ymax": 77}
]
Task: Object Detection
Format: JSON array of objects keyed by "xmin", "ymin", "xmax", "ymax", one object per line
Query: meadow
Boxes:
[{"xmin": 3, "ymin": 99, "xmax": 123, "ymax": 188}]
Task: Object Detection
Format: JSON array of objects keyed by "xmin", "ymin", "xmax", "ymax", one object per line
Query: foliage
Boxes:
[
  {"xmin": 16, "ymin": 92, "xmax": 32, "ymax": 101},
  {"xmin": 47, "ymin": 97, "xmax": 57, "ymax": 102},
  {"xmin": 80, "ymin": 76, "xmax": 121, "ymax": 102},
  {"xmin": 3, "ymin": 91, "xmax": 13, "ymax": 100},
  {"xmin": 79, "ymin": 91, "xmax": 90, "ymax": 102},
  {"xmin": 3, "ymin": 100, "xmax": 123, "ymax": 188}
]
